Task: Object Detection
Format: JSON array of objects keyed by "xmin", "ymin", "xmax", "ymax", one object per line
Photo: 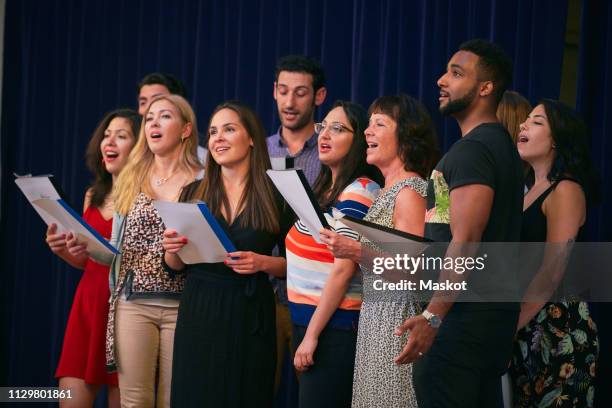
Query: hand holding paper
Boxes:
[
  {"xmin": 15, "ymin": 175, "xmax": 119, "ymax": 257},
  {"xmin": 224, "ymin": 251, "xmax": 265, "ymax": 274},
  {"xmin": 65, "ymin": 231, "xmax": 89, "ymax": 257},
  {"xmin": 162, "ymin": 229, "xmax": 189, "ymax": 254},
  {"xmin": 153, "ymin": 200, "xmax": 236, "ymax": 264},
  {"xmin": 266, "ymin": 169, "xmax": 329, "ymax": 242},
  {"xmin": 45, "ymin": 223, "xmax": 67, "ymax": 254},
  {"xmin": 319, "ymin": 227, "xmax": 362, "ymax": 262}
]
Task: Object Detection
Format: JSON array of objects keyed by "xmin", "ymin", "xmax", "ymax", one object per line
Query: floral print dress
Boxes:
[
  {"xmin": 510, "ymin": 181, "xmax": 599, "ymax": 408},
  {"xmin": 512, "ymin": 300, "xmax": 599, "ymax": 407}
]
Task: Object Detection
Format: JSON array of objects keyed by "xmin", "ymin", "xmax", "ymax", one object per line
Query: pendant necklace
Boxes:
[{"xmin": 154, "ymin": 168, "xmax": 178, "ymax": 186}]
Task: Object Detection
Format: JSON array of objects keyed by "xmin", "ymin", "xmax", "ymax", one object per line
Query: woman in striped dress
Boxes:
[{"xmin": 288, "ymin": 100, "xmax": 382, "ymax": 407}]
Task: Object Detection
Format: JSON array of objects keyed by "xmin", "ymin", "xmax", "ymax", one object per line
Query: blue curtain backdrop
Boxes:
[
  {"xmin": 5, "ymin": 0, "xmax": 604, "ymax": 406},
  {"xmin": 576, "ymin": 1, "xmax": 612, "ymax": 407}
]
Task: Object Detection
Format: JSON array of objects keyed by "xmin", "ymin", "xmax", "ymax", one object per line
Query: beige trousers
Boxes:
[{"xmin": 115, "ymin": 299, "xmax": 178, "ymax": 408}]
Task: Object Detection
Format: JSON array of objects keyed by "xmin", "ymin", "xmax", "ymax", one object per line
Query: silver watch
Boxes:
[{"xmin": 422, "ymin": 309, "xmax": 442, "ymax": 329}]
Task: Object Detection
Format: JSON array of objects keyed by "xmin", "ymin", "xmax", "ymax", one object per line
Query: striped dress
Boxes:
[{"xmin": 286, "ymin": 177, "xmax": 380, "ymax": 330}]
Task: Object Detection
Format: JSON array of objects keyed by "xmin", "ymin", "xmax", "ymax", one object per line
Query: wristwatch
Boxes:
[{"xmin": 422, "ymin": 309, "xmax": 442, "ymax": 329}]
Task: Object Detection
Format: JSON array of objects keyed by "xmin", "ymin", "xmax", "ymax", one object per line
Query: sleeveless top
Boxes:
[
  {"xmin": 521, "ymin": 177, "xmax": 581, "ymax": 242},
  {"xmin": 360, "ymin": 176, "xmax": 428, "ymax": 302}
]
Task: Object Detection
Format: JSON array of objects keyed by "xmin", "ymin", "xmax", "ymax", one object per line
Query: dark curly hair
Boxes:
[
  {"xmin": 137, "ymin": 72, "xmax": 187, "ymax": 98},
  {"xmin": 312, "ymin": 100, "xmax": 383, "ymax": 210},
  {"xmin": 536, "ymin": 99, "xmax": 599, "ymax": 202},
  {"xmin": 368, "ymin": 94, "xmax": 440, "ymax": 179},
  {"xmin": 275, "ymin": 55, "xmax": 326, "ymax": 92},
  {"xmin": 85, "ymin": 109, "xmax": 141, "ymax": 208}
]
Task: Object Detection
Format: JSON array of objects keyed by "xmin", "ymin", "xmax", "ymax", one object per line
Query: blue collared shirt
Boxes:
[{"xmin": 266, "ymin": 127, "xmax": 321, "ymax": 186}]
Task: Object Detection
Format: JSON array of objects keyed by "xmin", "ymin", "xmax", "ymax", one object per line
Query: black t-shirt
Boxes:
[
  {"xmin": 425, "ymin": 122, "xmax": 523, "ymax": 242},
  {"xmin": 424, "ymin": 122, "xmax": 523, "ymax": 311}
]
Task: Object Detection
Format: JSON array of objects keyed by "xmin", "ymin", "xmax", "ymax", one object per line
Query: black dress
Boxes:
[
  {"xmin": 510, "ymin": 179, "xmax": 599, "ymax": 408},
  {"xmin": 168, "ymin": 183, "xmax": 294, "ymax": 407}
]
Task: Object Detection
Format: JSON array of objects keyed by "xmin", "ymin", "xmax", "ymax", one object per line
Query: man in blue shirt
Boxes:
[
  {"xmin": 267, "ymin": 55, "xmax": 327, "ymax": 393},
  {"xmin": 267, "ymin": 55, "xmax": 327, "ymax": 185}
]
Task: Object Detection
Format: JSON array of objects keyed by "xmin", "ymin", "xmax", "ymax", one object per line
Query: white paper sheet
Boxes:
[
  {"xmin": 270, "ymin": 157, "xmax": 294, "ymax": 171},
  {"xmin": 266, "ymin": 169, "xmax": 328, "ymax": 243},
  {"xmin": 15, "ymin": 175, "xmax": 119, "ymax": 256},
  {"xmin": 152, "ymin": 200, "xmax": 236, "ymax": 264}
]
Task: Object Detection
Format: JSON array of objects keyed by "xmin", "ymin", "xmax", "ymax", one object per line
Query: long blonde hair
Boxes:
[{"xmin": 113, "ymin": 94, "xmax": 201, "ymax": 215}]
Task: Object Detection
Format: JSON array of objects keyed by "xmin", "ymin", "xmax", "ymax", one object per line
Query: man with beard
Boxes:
[
  {"xmin": 268, "ymin": 55, "xmax": 327, "ymax": 185},
  {"xmin": 393, "ymin": 39, "xmax": 524, "ymax": 407},
  {"xmin": 267, "ymin": 55, "xmax": 327, "ymax": 395}
]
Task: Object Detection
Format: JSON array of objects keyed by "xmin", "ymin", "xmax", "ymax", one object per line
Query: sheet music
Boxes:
[
  {"xmin": 15, "ymin": 175, "xmax": 119, "ymax": 256},
  {"xmin": 15, "ymin": 175, "xmax": 61, "ymax": 201},
  {"xmin": 152, "ymin": 200, "xmax": 236, "ymax": 264},
  {"xmin": 266, "ymin": 169, "xmax": 328, "ymax": 243}
]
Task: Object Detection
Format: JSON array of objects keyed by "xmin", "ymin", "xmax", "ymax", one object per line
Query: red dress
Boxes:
[{"xmin": 55, "ymin": 206, "xmax": 118, "ymax": 385}]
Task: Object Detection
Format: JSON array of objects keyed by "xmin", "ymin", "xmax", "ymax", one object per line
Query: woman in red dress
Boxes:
[{"xmin": 45, "ymin": 109, "xmax": 140, "ymax": 407}]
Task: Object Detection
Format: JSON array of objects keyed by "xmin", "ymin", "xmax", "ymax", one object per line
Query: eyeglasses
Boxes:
[{"xmin": 314, "ymin": 122, "xmax": 354, "ymax": 135}]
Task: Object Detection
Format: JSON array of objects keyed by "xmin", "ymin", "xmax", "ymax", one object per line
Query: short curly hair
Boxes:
[{"xmin": 368, "ymin": 94, "xmax": 440, "ymax": 179}]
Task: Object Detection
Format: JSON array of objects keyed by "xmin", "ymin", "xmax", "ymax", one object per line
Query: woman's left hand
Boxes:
[{"xmin": 225, "ymin": 251, "xmax": 264, "ymax": 274}]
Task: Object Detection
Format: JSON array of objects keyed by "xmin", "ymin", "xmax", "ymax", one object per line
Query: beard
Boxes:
[{"xmin": 439, "ymin": 86, "xmax": 478, "ymax": 116}]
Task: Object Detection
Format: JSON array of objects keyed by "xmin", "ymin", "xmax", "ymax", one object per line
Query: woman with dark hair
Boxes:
[
  {"xmin": 45, "ymin": 109, "xmax": 140, "ymax": 407},
  {"xmin": 161, "ymin": 100, "xmax": 294, "ymax": 407},
  {"xmin": 287, "ymin": 100, "xmax": 381, "ymax": 407},
  {"xmin": 319, "ymin": 94, "xmax": 439, "ymax": 407},
  {"xmin": 510, "ymin": 100, "xmax": 599, "ymax": 407}
]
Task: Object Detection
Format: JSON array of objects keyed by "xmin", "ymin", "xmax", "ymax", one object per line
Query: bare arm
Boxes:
[
  {"xmin": 294, "ymin": 258, "xmax": 357, "ymax": 370},
  {"xmin": 517, "ymin": 181, "xmax": 585, "ymax": 329},
  {"xmin": 393, "ymin": 187, "xmax": 426, "ymax": 237},
  {"xmin": 394, "ymin": 183, "xmax": 493, "ymax": 364},
  {"xmin": 426, "ymin": 183, "xmax": 493, "ymax": 317}
]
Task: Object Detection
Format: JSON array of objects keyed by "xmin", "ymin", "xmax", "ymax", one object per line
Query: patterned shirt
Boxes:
[{"xmin": 286, "ymin": 178, "xmax": 380, "ymax": 329}]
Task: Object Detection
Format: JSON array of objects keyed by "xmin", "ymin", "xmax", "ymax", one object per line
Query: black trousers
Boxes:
[
  {"xmin": 413, "ymin": 306, "xmax": 518, "ymax": 408},
  {"xmin": 292, "ymin": 324, "xmax": 357, "ymax": 408}
]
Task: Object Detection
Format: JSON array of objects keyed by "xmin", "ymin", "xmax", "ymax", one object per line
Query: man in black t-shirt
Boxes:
[{"xmin": 394, "ymin": 40, "xmax": 524, "ymax": 407}]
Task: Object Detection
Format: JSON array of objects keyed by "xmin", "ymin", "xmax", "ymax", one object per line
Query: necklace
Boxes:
[{"xmin": 153, "ymin": 168, "xmax": 179, "ymax": 186}]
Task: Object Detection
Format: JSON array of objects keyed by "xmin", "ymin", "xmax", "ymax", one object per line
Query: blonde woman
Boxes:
[{"xmin": 78, "ymin": 94, "xmax": 202, "ymax": 407}]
